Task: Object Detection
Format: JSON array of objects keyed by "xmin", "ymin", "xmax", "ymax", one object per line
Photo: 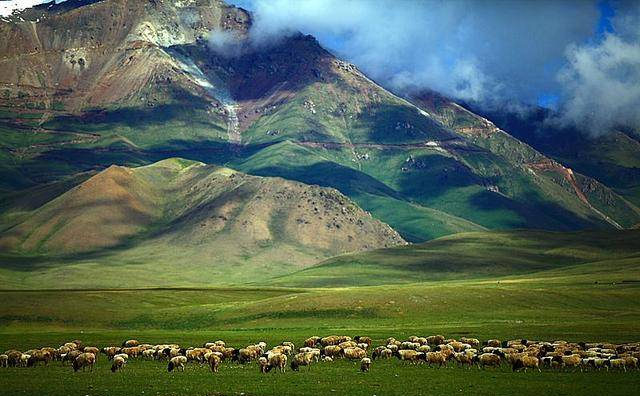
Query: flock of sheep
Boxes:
[{"xmin": 1, "ymin": 335, "xmax": 639, "ymax": 375}]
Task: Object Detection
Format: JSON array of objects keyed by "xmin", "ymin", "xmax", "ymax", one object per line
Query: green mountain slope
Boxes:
[
  {"xmin": 0, "ymin": 0, "xmax": 638, "ymax": 244},
  {"xmin": 270, "ymin": 229, "xmax": 640, "ymax": 287}
]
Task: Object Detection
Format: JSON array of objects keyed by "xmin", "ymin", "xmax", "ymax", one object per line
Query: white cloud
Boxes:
[
  {"xmin": 0, "ymin": 0, "xmax": 51, "ymax": 17},
  {"xmin": 235, "ymin": 0, "xmax": 600, "ymax": 105},
  {"xmin": 555, "ymin": 4, "xmax": 640, "ymax": 134}
]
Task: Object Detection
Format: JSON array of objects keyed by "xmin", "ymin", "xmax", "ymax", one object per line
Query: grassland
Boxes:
[
  {"xmin": 1, "ymin": 230, "xmax": 639, "ymax": 395},
  {"xmin": 1, "ymin": 350, "xmax": 639, "ymax": 396}
]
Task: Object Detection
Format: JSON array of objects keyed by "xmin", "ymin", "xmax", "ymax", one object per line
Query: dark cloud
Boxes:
[{"xmin": 233, "ymin": 0, "xmax": 640, "ymax": 133}]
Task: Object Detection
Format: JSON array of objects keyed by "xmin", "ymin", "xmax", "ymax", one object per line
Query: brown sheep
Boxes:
[
  {"xmin": 512, "ymin": 355, "xmax": 541, "ymax": 372},
  {"xmin": 320, "ymin": 336, "xmax": 341, "ymax": 346},
  {"xmin": 396, "ymin": 349, "xmax": 422, "ymax": 363},
  {"xmin": 486, "ymin": 339, "xmax": 501, "ymax": 348},
  {"xmin": 360, "ymin": 357, "xmax": 371, "ymax": 372},
  {"xmin": 266, "ymin": 353, "xmax": 287, "ymax": 373},
  {"xmin": 343, "ymin": 347, "xmax": 367, "ymax": 360},
  {"xmin": 427, "ymin": 335, "xmax": 445, "ymax": 345},
  {"xmin": 460, "ymin": 337, "xmax": 480, "ymax": 348},
  {"xmin": 27, "ymin": 350, "xmax": 52, "ymax": 367},
  {"xmin": 207, "ymin": 352, "xmax": 221, "ymax": 373},
  {"xmin": 426, "ymin": 352, "xmax": 447, "ymax": 368},
  {"xmin": 454, "ymin": 352, "xmax": 474, "ymax": 368},
  {"xmin": 103, "ymin": 347, "xmax": 121, "ymax": 359},
  {"xmin": 111, "ymin": 356, "xmax": 126, "ymax": 373},
  {"xmin": 354, "ymin": 336, "xmax": 373, "ymax": 348},
  {"xmin": 83, "ymin": 347, "xmax": 100, "ymax": 360},
  {"xmin": 304, "ymin": 336, "xmax": 321, "ymax": 348},
  {"xmin": 238, "ymin": 347, "xmax": 261, "ymax": 364},
  {"xmin": 122, "ymin": 340, "xmax": 139, "ymax": 348},
  {"xmin": 121, "ymin": 346, "xmax": 141, "ymax": 358},
  {"xmin": 291, "ymin": 352, "xmax": 314, "ymax": 371},
  {"xmin": 561, "ymin": 354, "xmax": 582, "ymax": 370},
  {"xmin": 73, "ymin": 352, "xmax": 96, "ymax": 372},
  {"xmin": 323, "ymin": 345, "xmax": 343, "ymax": 358},
  {"xmin": 474, "ymin": 353, "xmax": 501, "ymax": 369},
  {"xmin": 62, "ymin": 350, "xmax": 81, "ymax": 365},
  {"xmin": 339, "ymin": 341, "xmax": 358, "ymax": 349}
]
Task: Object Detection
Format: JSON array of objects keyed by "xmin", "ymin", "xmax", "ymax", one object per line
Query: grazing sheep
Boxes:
[
  {"xmin": 339, "ymin": 341, "xmax": 358, "ymax": 349},
  {"xmin": 111, "ymin": 356, "xmax": 126, "ymax": 373},
  {"xmin": 321, "ymin": 336, "xmax": 341, "ymax": 347},
  {"xmin": 448, "ymin": 341, "xmax": 467, "ymax": 352},
  {"xmin": 454, "ymin": 352, "xmax": 474, "ymax": 368},
  {"xmin": 207, "ymin": 352, "xmax": 221, "ymax": 373},
  {"xmin": 623, "ymin": 356, "xmax": 638, "ymax": 370},
  {"xmin": 426, "ymin": 352, "xmax": 447, "ymax": 368},
  {"xmin": 142, "ymin": 349, "xmax": 156, "ymax": 360},
  {"xmin": 512, "ymin": 356, "xmax": 541, "ymax": 372},
  {"xmin": 282, "ymin": 342, "xmax": 295, "ymax": 351},
  {"xmin": 372, "ymin": 346, "xmax": 386, "ymax": 360},
  {"xmin": 63, "ymin": 342, "xmax": 78, "ymax": 351},
  {"xmin": 460, "ymin": 337, "xmax": 480, "ymax": 348},
  {"xmin": 238, "ymin": 347, "xmax": 261, "ymax": 364},
  {"xmin": 168, "ymin": 356, "xmax": 187, "ymax": 372},
  {"xmin": 561, "ymin": 354, "xmax": 582, "ymax": 371},
  {"xmin": 122, "ymin": 340, "xmax": 139, "ymax": 348},
  {"xmin": 266, "ymin": 353, "xmax": 287, "ymax": 373},
  {"xmin": 259, "ymin": 357, "xmax": 269, "ymax": 373},
  {"xmin": 27, "ymin": 350, "xmax": 52, "ymax": 367},
  {"xmin": 322, "ymin": 356, "xmax": 333, "ymax": 362},
  {"xmin": 103, "ymin": 347, "xmax": 121, "ymax": 360},
  {"xmin": 354, "ymin": 336, "xmax": 373, "ymax": 348},
  {"xmin": 0, "ymin": 354, "xmax": 7, "ymax": 368},
  {"xmin": 304, "ymin": 336, "xmax": 321, "ymax": 348},
  {"xmin": 291, "ymin": 352, "xmax": 314, "ymax": 371},
  {"xmin": 73, "ymin": 353, "xmax": 96, "ymax": 372},
  {"xmin": 343, "ymin": 347, "xmax": 366, "ymax": 360},
  {"xmin": 121, "ymin": 347, "xmax": 141, "ymax": 358},
  {"xmin": 62, "ymin": 350, "xmax": 81, "ymax": 365},
  {"xmin": 396, "ymin": 350, "xmax": 422, "ymax": 363},
  {"xmin": 486, "ymin": 339, "xmax": 501, "ymax": 348},
  {"xmin": 20, "ymin": 354, "xmax": 31, "ymax": 367},
  {"xmin": 360, "ymin": 357, "xmax": 371, "ymax": 372},
  {"xmin": 323, "ymin": 345, "xmax": 342, "ymax": 358},
  {"xmin": 427, "ymin": 335, "xmax": 445, "ymax": 346},
  {"xmin": 609, "ymin": 358, "xmax": 627, "ymax": 372},
  {"xmin": 83, "ymin": 347, "xmax": 99, "ymax": 360},
  {"xmin": 474, "ymin": 353, "xmax": 501, "ymax": 369}
]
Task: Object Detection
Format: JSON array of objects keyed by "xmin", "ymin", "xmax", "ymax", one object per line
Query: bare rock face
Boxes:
[{"xmin": 0, "ymin": 0, "xmax": 250, "ymax": 110}]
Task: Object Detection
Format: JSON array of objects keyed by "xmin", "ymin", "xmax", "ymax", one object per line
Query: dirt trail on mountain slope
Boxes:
[{"xmin": 528, "ymin": 160, "xmax": 622, "ymax": 229}]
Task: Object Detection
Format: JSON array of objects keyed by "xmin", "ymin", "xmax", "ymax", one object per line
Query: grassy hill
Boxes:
[
  {"xmin": 1, "ymin": 230, "xmax": 638, "ymax": 340},
  {"xmin": 0, "ymin": 158, "xmax": 404, "ymax": 286},
  {"xmin": 269, "ymin": 230, "xmax": 640, "ymax": 287}
]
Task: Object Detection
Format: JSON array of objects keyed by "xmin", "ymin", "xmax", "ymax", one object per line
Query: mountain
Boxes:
[
  {"xmin": 1, "ymin": 0, "xmax": 639, "ymax": 249},
  {"xmin": 464, "ymin": 104, "xmax": 640, "ymax": 210},
  {"xmin": 0, "ymin": 158, "xmax": 405, "ymax": 286}
]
